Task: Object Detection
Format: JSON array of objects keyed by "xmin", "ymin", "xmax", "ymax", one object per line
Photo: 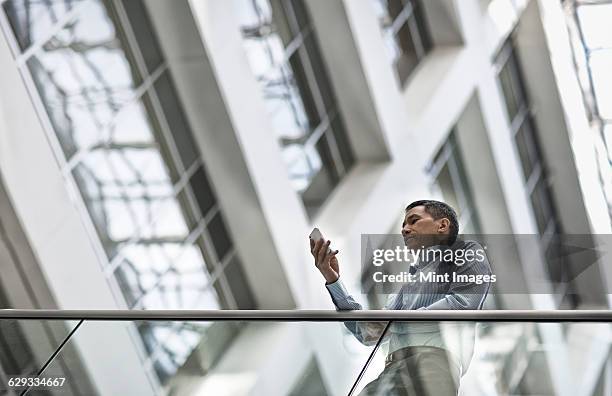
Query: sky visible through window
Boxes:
[{"xmin": 568, "ymin": 0, "xmax": 612, "ymax": 217}]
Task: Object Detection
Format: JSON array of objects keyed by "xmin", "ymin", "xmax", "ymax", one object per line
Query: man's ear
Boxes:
[{"xmin": 437, "ymin": 218, "xmax": 450, "ymax": 233}]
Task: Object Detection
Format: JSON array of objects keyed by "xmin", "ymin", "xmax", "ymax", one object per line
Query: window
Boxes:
[
  {"xmin": 428, "ymin": 132, "xmax": 482, "ymax": 235},
  {"xmin": 0, "ymin": 288, "xmax": 37, "ymax": 380},
  {"xmin": 564, "ymin": 0, "xmax": 612, "ymax": 216},
  {"xmin": 495, "ymin": 41, "xmax": 561, "ymax": 237},
  {"xmin": 1, "ymin": 0, "xmax": 255, "ymax": 385},
  {"xmin": 495, "ymin": 41, "xmax": 572, "ymax": 302},
  {"xmin": 372, "ymin": 0, "xmax": 433, "ymax": 85},
  {"xmin": 237, "ymin": 0, "xmax": 355, "ymax": 217},
  {"xmin": 363, "ymin": 132, "xmax": 480, "ymax": 308}
]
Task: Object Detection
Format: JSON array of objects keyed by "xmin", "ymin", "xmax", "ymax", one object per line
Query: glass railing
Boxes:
[
  {"xmin": 0, "ymin": 319, "xmax": 81, "ymax": 388},
  {"xmin": 0, "ymin": 310, "xmax": 610, "ymax": 395}
]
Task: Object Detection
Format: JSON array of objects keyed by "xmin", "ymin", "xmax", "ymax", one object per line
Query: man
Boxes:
[{"xmin": 310, "ymin": 200, "xmax": 492, "ymax": 395}]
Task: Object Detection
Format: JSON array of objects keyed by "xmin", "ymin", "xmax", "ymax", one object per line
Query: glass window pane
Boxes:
[
  {"xmin": 137, "ymin": 320, "xmax": 239, "ymax": 383},
  {"xmin": 0, "ymin": 318, "xmax": 82, "ymax": 390},
  {"xmin": 119, "ymin": 0, "xmax": 163, "ymax": 73},
  {"xmin": 374, "ymin": 0, "xmax": 431, "ymax": 83},
  {"xmin": 241, "ymin": 26, "xmax": 315, "ymax": 141},
  {"xmin": 289, "ymin": 360, "xmax": 330, "ymax": 396},
  {"xmin": 264, "ymin": 62, "xmax": 313, "ymax": 141},
  {"xmin": 413, "ymin": 0, "xmax": 432, "ymax": 53},
  {"xmin": 372, "ymin": 0, "xmax": 392, "ymax": 29},
  {"xmin": 195, "ymin": 322, "xmax": 240, "ymax": 372},
  {"xmin": 154, "ymin": 72, "xmax": 198, "ymax": 169},
  {"xmin": 430, "ymin": 133, "xmax": 481, "ymax": 233},
  {"xmin": 238, "ymin": 0, "xmax": 354, "ymax": 215},
  {"xmin": 136, "ymin": 320, "xmax": 222, "ymax": 384},
  {"xmin": 604, "ymin": 123, "xmax": 612, "ymax": 162},
  {"xmin": 3, "ymin": 0, "xmax": 254, "ymax": 388},
  {"xmin": 71, "ymin": 136, "xmax": 182, "ymax": 258},
  {"xmin": 436, "ymin": 163, "xmax": 461, "ymax": 214},
  {"xmin": 282, "ymin": 143, "xmax": 320, "ymax": 192},
  {"xmin": 235, "ymin": 0, "xmax": 273, "ymax": 29},
  {"xmin": 26, "ymin": 0, "xmax": 141, "ymax": 159},
  {"xmin": 576, "ymin": 4, "xmax": 612, "ymax": 50},
  {"xmin": 269, "ymin": 0, "xmax": 295, "ymax": 46},
  {"xmin": 287, "ymin": 0, "xmax": 311, "ymax": 33},
  {"xmin": 508, "ymin": 55, "xmax": 528, "ymax": 109},
  {"xmin": 242, "ymin": 27, "xmax": 285, "ymax": 78},
  {"xmin": 287, "ymin": 47, "xmax": 321, "ymax": 131},
  {"xmin": 134, "ymin": 249, "xmax": 219, "ymax": 311},
  {"xmin": 330, "ymin": 115, "xmax": 355, "ymax": 172},
  {"xmin": 589, "ymin": 51, "xmax": 612, "ymax": 120},
  {"xmin": 113, "ymin": 241, "xmax": 191, "ymax": 308},
  {"xmin": 543, "ymin": 233, "xmax": 567, "ymax": 287},
  {"xmin": 395, "ymin": 21, "xmax": 419, "ymax": 82},
  {"xmin": 301, "ymin": 134, "xmax": 339, "ymax": 216},
  {"xmin": 2, "ymin": 0, "xmax": 85, "ymax": 51},
  {"xmin": 382, "ymin": 30, "xmax": 402, "ymax": 63},
  {"xmin": 499, "ymin": 62, "xmax": 519, "ymax": 122},
  {"xmin": 137, "ymin": 322, "xmax": 163, "ymax": 355},
  {"xmin": 114, "ymin": 259, "xmax": 144, "ymax": 307},
  {"xmin": 207, "ymin": 212, "xmax": 232, "ymax": 261},
  {"xmin": 189, "ymin": 166, "xmax": 216, "ymax": 219},
  {"xmin": 224, "ymin": 255, "xmax": 256, "ymax": 309},
  {"xmin": 530, "ymin": 178, "xmax": 555, "ymax": 235},
  {"xmin": 387, "ymin": 0, "xmax": 405, "ymax": 21},
  {"xmin": 0, "ymin": 321, "xmax": 36, "ymax": 375},
  {"xmin": 497, "ymin": 44, "xmax": 530, "ymax": 125},
  {"xmin": 152, "ymin": 354, "xmax": 173, "ymax": 384},
  {"xmin": 302, "ymin": 34, "xmax": 336, "ymax": 113},
  {"xmin": 314, "ymin": 132, "xmax": 340, "ymax": 184},
  {"xmin": 514, "ymin": 118, "xmax": 541, "ymax": 180}
]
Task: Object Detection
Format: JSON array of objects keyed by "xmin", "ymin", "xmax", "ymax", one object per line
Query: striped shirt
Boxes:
[{"xmin": 325, "ymin": 239, "xmax": 492, "ymax": 374}]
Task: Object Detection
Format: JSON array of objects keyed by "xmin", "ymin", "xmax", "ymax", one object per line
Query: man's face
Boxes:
[{"xmin": 401, "ymin": 206, "xmax": 450, "ymax": 249}]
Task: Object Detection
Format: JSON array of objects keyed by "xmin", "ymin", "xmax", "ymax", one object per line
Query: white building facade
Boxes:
[{"xmin": 0, "ymin": 0, "xmax": 610, "ymax": 395}]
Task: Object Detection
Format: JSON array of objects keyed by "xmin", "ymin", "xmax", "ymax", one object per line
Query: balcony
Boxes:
[{"xmin": 0, "ymin": 310, "xmax": 610, "ymax": 395}]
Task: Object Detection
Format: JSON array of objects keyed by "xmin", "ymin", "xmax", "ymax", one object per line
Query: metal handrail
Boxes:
[{"xmin": 0, "ymin": 310, "xmax": 611, "ymax": 321}]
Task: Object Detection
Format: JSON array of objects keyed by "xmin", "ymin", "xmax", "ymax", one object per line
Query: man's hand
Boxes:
[{"xmin": 310, "ymin": 238, "xmax": 339, "ymax": 284}]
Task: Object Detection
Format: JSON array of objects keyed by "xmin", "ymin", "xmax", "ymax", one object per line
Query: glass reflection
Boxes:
[
  {"xmin": 2, "ymin": 0, "xmax": 256, "ymax": 386},
  {"xmin": 70, "ymin": 114, "xmax": 182, "ymax": 260},
  {"xmin": 576, "ymin": 4, "xmax": 612, "ymax": 50},
  {"xmin": 240, "ymin": 3, "xmax": 316, "ymax": 167},
  {"xmin": 351, "ymin": 321, "xmax": 611, "ymax": 396},
  {"xmin": 27, "ymin": 0, "xmax": 139, "ymax": 158},
  {"xmin": 589, "ymin": 51, "xmax": 612, "ymax": 120},
  {"xmin": 114, "ymin": 240, "xmax": 224, "ymax": 311},
  {"xmin": 237, "ymin": 0, "xmax": 354, "ymax": 209},
  {"xmin": 372, "ymin": 0, "xmax": 432, "ymax": 84},
  {"xmin": 2, "ymin": 319, "xmax": 611, "ymax": 395},
  {"xmin": 3, "ymin": 0, "xmax": 85, "ymax": 51},
  {"xmin": 372, "ymin": 0, "xmax": 402, "ymax": 63},
  {"xmin": 568, "ymin": 1, "xmax": 612, "ymax": 209},
  {"xmin": 0, "ymin": 319, "xmax": 87, "ymax": 394}
]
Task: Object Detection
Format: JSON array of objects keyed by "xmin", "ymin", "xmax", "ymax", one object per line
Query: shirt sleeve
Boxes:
[
  {"xmin": 421, "ymin": 241, "xmax": 492, "ymax": 310},
  {"xmin": 325, "ymin": 278, "xmax": 363, "ymax": 310},
  {"xmin": 325, "ymin": 277, "xmax": 386, "ymax": 346}
]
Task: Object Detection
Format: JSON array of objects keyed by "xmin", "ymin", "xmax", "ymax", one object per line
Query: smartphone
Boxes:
[
  {"xmin": 309, "ymin": 227, "xmax": 323, "ymax": 241},
  {"xmin": 309, "ymin": 227, "xmax": 332, "ymax": 254}
]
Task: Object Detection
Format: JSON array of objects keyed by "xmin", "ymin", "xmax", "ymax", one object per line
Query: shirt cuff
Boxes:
[{"xmin": 325, "ymin": 277, "xmax": 350, "ymax": 302}]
